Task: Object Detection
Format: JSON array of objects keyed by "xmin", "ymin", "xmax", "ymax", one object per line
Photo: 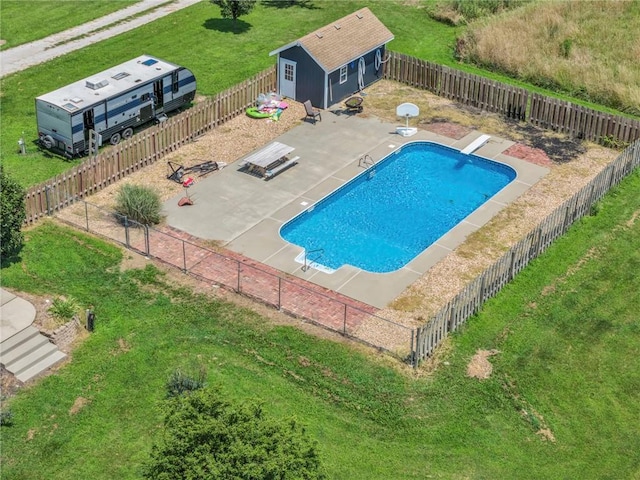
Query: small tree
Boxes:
[
  {"xmin": 211, "ymin": 0, "xmax": 257, "ymax": 22},
  {"xmin": 143, "ymin": 387, "xmax": 325, "ymax": 479},
  {"xmin": 0, "ymin": 166, "xmax": 26, "ymax": 261}
]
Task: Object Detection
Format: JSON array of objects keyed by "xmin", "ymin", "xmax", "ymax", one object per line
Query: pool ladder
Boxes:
[
  {"xmin": 358, "ymin": 154, "xmax": 376, "ymax": 178},
  {"xmin": 358, "ymin": 154, "xmax": 374, "ymax": 168},
  {"xmin": 301, "ymin": 248, "xmax": 324, "ymax": 272}
]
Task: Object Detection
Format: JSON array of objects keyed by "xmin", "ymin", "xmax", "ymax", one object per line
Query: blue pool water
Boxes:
[{"xmin": 280, "ymin": 141, "xmax": 516, "ymax": 273}]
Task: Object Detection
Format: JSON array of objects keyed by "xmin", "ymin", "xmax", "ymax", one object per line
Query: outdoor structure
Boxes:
[
  {"xmin": 269, "ymin": 7, "xmax": 394, "ymax": 109},
  {"xmin": 35, "ymin": 55, "xmax": 196, "ymax": 157}
]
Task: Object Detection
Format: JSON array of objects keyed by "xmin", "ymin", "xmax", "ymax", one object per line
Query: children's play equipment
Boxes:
[
  {"xmin": 246, "ymin": 92, "xmax": 288, "ymax": 121},
  {"xmin": 395, "ymin": 102, "xmax": 419, "ymax": 137}
]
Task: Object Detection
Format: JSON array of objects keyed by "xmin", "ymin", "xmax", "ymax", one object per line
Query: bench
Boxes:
[{"xmin": 264, "ymin": 156, "xmax": 299, "ymax": 180}]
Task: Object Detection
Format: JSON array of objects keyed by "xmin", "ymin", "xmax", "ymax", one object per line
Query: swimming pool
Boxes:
[{"xmin": 280, "ymin": 141, "xmax": 516, "ymax": 273}]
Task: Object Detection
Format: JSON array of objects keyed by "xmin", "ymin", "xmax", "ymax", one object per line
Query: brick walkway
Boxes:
[
  {"xmin": 130, "ymin": 225, "xmax": 382, "ymax": 338},
  {"xmin": 503, "ymin": 143, "xmax": 553, "ymax": 167}
]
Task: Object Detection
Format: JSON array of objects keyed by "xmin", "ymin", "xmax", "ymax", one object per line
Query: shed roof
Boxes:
[{"xmin": 269, "ymin": 7, "xmax": 394, "ymax": 73}]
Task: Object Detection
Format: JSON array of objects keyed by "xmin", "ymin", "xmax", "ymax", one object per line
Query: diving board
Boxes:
[{"xmin": 461, "ymin": 134, "xmax": 491, "ymax": 155}]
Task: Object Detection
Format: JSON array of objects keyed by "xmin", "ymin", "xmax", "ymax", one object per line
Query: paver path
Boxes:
[
  {"xmin": 0, "ymin": 289, "xmax": 67, "ymax": 383},
  {"xmin": 130, "ymin": 225, "xmax": 380, "ymax": 334}
]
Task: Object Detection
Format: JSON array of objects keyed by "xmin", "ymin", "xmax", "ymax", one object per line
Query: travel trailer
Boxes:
[{"xmin": 35, "ymin": 55, "xmax": 196, "ymax": 157}]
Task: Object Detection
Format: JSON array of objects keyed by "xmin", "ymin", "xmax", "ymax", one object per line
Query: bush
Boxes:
[
  {"xmin": 143, "ymin": 387, "xmax": 325, "ymax": 479},
  {"xmin": 0, "ymin": 166, "xmax": 26, "ymax": 261},
  {"xmin": 166, "ymin": 368, "xmax": 207, "ymax": 398},
  {"xmin": 0, "ymin": 410, "xmax": 14, "ymax": 427},
  {"xmin": 48, "ymin": 296, "xmax": 81, "ymax": 320},
  {"xmin": 114, "ymin": 184, "xmax": 162, "ymax": 225}
]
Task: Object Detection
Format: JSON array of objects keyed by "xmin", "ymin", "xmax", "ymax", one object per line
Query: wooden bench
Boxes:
[{"xmin": 264, "ymin": 156, "xmax": 299, "ymax": 180}]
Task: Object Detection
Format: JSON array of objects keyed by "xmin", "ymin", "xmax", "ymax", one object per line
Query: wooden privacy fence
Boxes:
[
  {"xmin": 384, "ymin": 51, "xmax": 640, "ymax": 145},
  {"xmin": 384, "ymin": 51, "xmax": 528, "ymax": 120},
  {"xmin": 26, "ymin": 54, "xmax": 640, "ymax": 225},
  {"xmin": 24, "ymin": 66, "xmax": 277, "ymax": 224},
  {"xmin": 411, "ymin": 139, "xmax": 640, "ymax": 366}
]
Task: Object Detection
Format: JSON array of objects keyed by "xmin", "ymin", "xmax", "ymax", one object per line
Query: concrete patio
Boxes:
[{"xmin": 162, "ymin": 107, "xmax": 548, "ymax": 308}]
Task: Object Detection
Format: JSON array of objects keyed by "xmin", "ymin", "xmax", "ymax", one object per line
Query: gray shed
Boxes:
[{"xmin": 269, "ymin": 7, "xmax": 394, "ymax": 109}]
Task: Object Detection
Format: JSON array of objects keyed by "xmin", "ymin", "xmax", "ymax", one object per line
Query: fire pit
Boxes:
[{"xmin": 344, "ymin": 96, "xmax": 364, "ymax": 113}]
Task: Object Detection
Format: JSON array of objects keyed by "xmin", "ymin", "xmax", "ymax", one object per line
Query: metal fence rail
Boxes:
[{"xmin": 57, "ymin": 203, "xmax": 414, "ymax": 360}]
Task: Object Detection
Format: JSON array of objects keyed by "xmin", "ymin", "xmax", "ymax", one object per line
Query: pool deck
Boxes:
[{"xmin": 163, "ymin": 107, "xmax": 548, "ymax": 309}]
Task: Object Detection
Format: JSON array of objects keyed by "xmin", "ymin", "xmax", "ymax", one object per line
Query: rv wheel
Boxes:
[
  {"xmin": 109, "ymin": 132, "xmax": 121, "ymax": 145},
  {"xmin": 41, "ymin": 135, "xmax": 54, "ymax": 149},
  {"xmin": 122, "ymin": 128, "xmax": 134, "ymax": 140}
]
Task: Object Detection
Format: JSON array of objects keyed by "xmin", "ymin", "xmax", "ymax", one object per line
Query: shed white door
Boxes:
[{"xmin": 279, "ymin": 59, "xmax": 296, "ymax": 99}]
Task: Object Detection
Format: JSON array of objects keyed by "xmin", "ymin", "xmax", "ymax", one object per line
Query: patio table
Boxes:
[{"xmin": 239, "ymin": 141, "xmax": 297, "ymax": 179}]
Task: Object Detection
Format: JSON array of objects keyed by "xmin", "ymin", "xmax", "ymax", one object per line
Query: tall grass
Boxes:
[
  {"xmin": 114, "ymin": 184, "xmax": 163, "ymax": 225},
  {"xmin": 456, "ymin": 0, "xmax": 640, "ymax": 115}
]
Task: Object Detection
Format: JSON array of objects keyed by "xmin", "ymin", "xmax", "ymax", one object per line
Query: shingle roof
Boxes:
[{"xmin": 270, "ymin": 7, "xmax": 394, "ymax": 72}]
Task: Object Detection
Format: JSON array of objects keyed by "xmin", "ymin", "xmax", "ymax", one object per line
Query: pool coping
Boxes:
[{"xmin": 163, "ymin": 112, "xmax": 549, "ymax": 309}]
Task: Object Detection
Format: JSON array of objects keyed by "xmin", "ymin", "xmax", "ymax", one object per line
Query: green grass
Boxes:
[
  {"xmin": 0, "ymin": 0, "xmax": 140, "ymax": 50},
  {"xmin": 2, "ymin": 169, "xmax": 639, "ymax": 479},
  {"xmin": 2, "ymin": 0, "xmax": 634, "ymax": 188}
]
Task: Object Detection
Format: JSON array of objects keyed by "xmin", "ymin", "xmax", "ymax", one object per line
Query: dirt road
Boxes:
[{"xmin": 0, "ymin": 0, "xmax": 201, "ymax": 77}]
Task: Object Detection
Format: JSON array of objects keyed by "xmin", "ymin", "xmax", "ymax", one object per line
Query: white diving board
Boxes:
[{"xmin": 460, "ymin": 134, "xmax": 491, "ymax": 155}]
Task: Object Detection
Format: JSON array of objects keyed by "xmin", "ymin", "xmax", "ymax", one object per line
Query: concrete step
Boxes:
[
  {"xmin": 1, "ymin": 333, "xmax": 51, "ymax": 365},
  {"xmin": 0, "ymin": 326, "xmax": 40, "ymax": 358},
  {"xmin": 7, "ymin": 341, "xmax": 60, "ymax": 374},
  {"xmin": 15, "ymin": 350, "xmax": 67, "ymax": 383}
]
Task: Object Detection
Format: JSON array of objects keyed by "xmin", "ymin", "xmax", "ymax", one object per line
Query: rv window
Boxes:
[{"xmin": 141, "ymin": 93, "xmax": 151, "ymax": 101}]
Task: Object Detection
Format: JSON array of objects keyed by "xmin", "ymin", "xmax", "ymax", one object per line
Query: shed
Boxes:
[{"xmin": 269, "ymin": 7, "xmax": 394, "ymax": 109}]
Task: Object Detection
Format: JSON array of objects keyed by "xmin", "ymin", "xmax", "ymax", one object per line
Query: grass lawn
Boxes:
[
  {"xmin": 1, "ymin": 169, "xmax": 638, "ymax": 479},
  {"xmin": 0, "ymin": 0, "xmax": 140, "ymax": 50}
]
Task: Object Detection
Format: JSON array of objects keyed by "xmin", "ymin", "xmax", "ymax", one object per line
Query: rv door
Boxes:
[
  {"xmin": 83, "ymin": 109, "xmax": 95, "ymax": 145},
  {"xmin": 153, "ymin": 80, "xmax": 164, "ymax": 112}
]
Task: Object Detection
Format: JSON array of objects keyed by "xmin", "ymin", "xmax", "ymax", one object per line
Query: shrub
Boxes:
[
  {"xmin": 48, "ymin": 296, "xmax": 81, "ymax": 320},
  {"xmin": 0, "ymin": 410, "xmax": 14, "ymax": 427},
  {"xmin": 601, "ymin": 135, "xmax": 630, "ymax": 151},
  {"xmin": 144, "ymin": 387, "xmax": 325, "ymax": 479},
  {"xmin": 114, "ymin": 184, "xmax": 162, "ymax": 225},
  {"xmin": 0, "ymin": 166, "xmax": 26, "ymax": 261},
  {"xmin": 166, "ymin": 368, "xmax": 207, "ymax": 398}
]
